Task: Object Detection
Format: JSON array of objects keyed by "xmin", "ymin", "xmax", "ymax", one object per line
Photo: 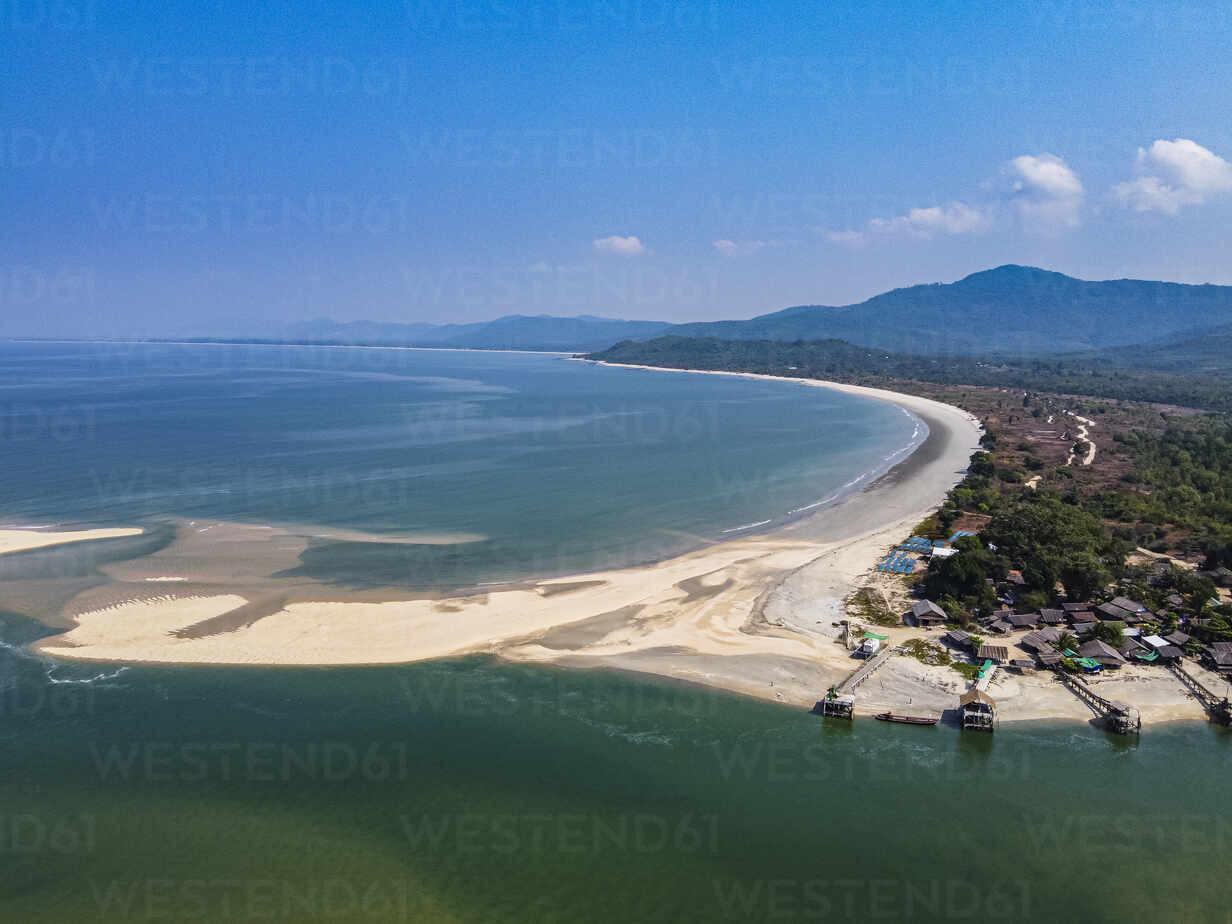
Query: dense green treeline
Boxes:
[{"xmin": 591, "ymin": 337, "xmax": 1232, "ymax": 411}]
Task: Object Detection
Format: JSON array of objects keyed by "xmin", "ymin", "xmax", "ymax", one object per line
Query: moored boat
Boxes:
[{"xmin": 874, "ymin": 712, "xmax": 938, "ymax": 725}]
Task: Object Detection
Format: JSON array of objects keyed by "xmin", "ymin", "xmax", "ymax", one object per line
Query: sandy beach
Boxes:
[
  {"xmin": 19, "ymin": 364, "xmax": 1224, "ymax": 725},
  {"xmin": 25, "ymin": 368, "xmax": 976, "ymax": 695},
  {"xmin": 0, "ymin": 526, "xmax": 144, "ymax": 556}
]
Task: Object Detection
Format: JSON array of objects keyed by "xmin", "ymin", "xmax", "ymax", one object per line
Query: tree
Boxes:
[
  {"xmin": 981, "ymin": 494, "xmax": 1123, "ymax": 596},
  {"xmin": 1091, "ymin": 621, "xmax": 1124, "ymax": 647},
  {"xmin": 923, "ymin": 537, "xmax": 1009, "ymax": 612},
  {"xmin": 968, "ymin": 452, "xmax": 995, "ymax": 477},
  {"xmin": 1060, "ymin": 552, "xmax": 1109, "ymax": 602}
]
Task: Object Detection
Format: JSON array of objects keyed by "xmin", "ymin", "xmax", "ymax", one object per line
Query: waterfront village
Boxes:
[{"xmin": 817, "ymin": 531, "xmax": 1232, "ymax": 735}]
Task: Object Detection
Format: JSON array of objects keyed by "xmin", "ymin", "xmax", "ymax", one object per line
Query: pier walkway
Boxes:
[
  {"xmin": 1056, "ymin": 671, "xmax": 1140, "ymax": 733},
  {"xmin": 1168, "ymin": 661, "xmax": 1232, "ymax": 725},
  {"xmin": 836, "ymin": 646, "xmax": 896, "ymax": 695}
]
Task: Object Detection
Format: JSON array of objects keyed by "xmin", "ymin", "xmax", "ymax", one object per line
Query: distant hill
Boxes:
[
  {"xmin": 251, "ymin": 315, "xmax": 672, "ymax": 353},
  {"xmin": 664, "ymin": 266, "xmax": 1232, "ymax": 355},
  {"xmin": 1084, "ymin": 325, "xmax": 1232, "ymax": 376}
]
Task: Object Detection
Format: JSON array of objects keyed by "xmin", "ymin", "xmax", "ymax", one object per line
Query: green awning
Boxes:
[
  {"xmin": 1075, "ymin": 657, "xmax": 1101, "ymax": 669},
  {"xmin": 1132, "ymin": 649, "xmax": 1159, "ymax": 662},
  {"xmin": 863, "ymin": 631, "xmax": 888, "ymax": 640}
]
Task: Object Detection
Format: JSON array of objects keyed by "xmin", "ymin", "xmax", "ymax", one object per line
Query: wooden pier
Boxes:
[
  {"xmin": 836, "ymin": 646, "xmax": 896, "ymax": 695},
  {"xmin": 1167, "ymin": 661, "xmax": 1232, "ymax": 726},
  {"xmin": 1056, "ymin": 671, "xmax": 1140, "ymax": 734},
  {"xmin": 812, "ymin": 646, "xmax": 897, "ymax": 720}
]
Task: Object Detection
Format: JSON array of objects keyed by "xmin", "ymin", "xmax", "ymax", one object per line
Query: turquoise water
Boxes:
[
  {"xmin": 1, "ymin": 638, "xmax": 1229, "ymax": 923},
  {"xmin": 0, "ymin": 341, "xmax": 919, "ymax": 587}
]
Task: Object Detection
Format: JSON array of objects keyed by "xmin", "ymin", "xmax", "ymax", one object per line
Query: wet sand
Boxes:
[{"xmin": 31, "ymin": 373, "xmax": 982, "ymax": 700}]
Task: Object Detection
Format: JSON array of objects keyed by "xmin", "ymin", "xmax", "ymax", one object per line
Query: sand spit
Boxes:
[
  {"xmin": 36, "ymin": 370, "xmax": 983, "ymax": 704},
  {"xmin": 0, "ymin": 527, "xmax": 144, "ymax": 557},
  {"xmin": 25, "ymin": 366, "xmax": 1223, "ymax": 725}
]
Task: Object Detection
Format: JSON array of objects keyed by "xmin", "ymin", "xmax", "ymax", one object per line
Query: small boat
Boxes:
[{"xmin": 874, "ymin": 712, "xmax": 938, "ymax": 725}]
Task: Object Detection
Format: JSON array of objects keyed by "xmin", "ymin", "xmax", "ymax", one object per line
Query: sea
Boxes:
[
  {"xmin": 2, "ymin": 341, "xmax": 1229, "ymax": 922},
  {"xmin": 0, "ymin": 340, "xmax": 920, "ymax": 587}
]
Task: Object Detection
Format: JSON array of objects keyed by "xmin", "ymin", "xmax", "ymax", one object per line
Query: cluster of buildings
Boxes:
[{"xmin": 908, "ymin": 592, "xmax": 1231, "ymax": 677}]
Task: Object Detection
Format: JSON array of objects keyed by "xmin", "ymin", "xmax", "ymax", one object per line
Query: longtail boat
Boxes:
[{"xmin": 874, "ymin": 712, "xmax": 938, "ymax": 725}]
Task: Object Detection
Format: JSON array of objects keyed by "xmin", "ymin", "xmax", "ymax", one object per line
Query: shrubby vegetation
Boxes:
[{"xmin": 1102, "ymin": 419, "xmax": 1232, "ymax": 567}]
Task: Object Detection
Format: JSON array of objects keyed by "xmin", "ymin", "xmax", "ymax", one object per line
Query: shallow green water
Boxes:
[{"xmin": 2, "ymin": 639, "xmax": 1228, "ymax": 922}]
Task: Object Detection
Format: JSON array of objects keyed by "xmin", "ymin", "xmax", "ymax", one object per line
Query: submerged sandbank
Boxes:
[
  {"xmin": 27, "ymin": 363, "xmax": 1221, "ymax": 725},
  {"xmin": 33, "ymin": 369, "xmax": 982, "ymax": 704}
]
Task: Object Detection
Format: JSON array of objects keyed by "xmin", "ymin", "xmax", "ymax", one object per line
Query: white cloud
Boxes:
[
  {"xmin": 867, "ymin": 201, "xmax": 988, "ymax": 237},
  {"xmin": 823, "ymin": 201, "xmax": 986, "ymax": 245},
  {"xmin": 1002, "ymin": 153, "xmax": 1084, "ymax": 229},
  {"xmin": 592, "ymin": 235, "xmax": 646, "ymax": 257},
  {"xmin": 1115, "ymin": 139, "xmax": 1232, "ymax": 214},
  {"xmin": 713, "ymin": 239, "xmax": 768, "ymax": 257},
  {"xmin": 1114, "ymin": 175, "xmax": 1196, "ymax": 215}
]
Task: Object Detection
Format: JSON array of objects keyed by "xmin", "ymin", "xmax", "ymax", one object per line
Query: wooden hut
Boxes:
[
  {"xmin": 959, "ymin": 688, "xmax": 996, "ymax": 731},
  {"xmin": 1107, "ymin": 700, "xmax": 1141, "ymax": 734},
  {"xmin": 1078, "ymin": 639, "xmax": 1127, "ymax": 668},
  {"xmin": 1206, "ymin": 642, "xmax": 1232, "ymax": 673},
  {"xmin": 1039, "ymin": 608, "xmax": 1066, "ymax": 626},
  {"xmin": 813, "ymin": 689, "xmax": 855, "ymax": 720},
  {"xmin": 908, "ymin": 599, "xmax": 947, "ymax": 627}
]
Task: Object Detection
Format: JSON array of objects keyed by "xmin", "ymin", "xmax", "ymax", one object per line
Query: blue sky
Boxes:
[{"xmin": 4, "ymin": 0, "xmax": 1232, "ymax": 336}]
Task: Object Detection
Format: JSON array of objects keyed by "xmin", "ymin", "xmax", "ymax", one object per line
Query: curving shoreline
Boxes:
[
  {"xmin": 21, "ymin": 363, "xmax": 1224, "ymax": 726},
  {"xmin": 32, "ymin": 366, "xmax": 982, "ymax": 695}
]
